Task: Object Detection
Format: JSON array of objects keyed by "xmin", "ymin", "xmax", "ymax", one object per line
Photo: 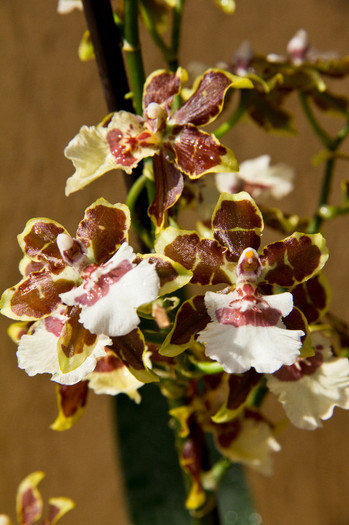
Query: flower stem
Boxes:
[
  {"xmin": 81, "ymin": 0, "xmax": 133, "ymax": 113},
  {"xmin": 214, "ymin": 90, "xmax": 249, "ymax": 139},
  {"xmin": 124, "ymin": 0, "xmax": 146, "ymax": 115},
  {"xmin": 299, "ymin": 92, "xmax": 349, "ymax": 232},
  {"xmin": 126, "ymin": 173, "xmax": 153, "ymax": 248},
  {"xmin": 140, "ymin": 0, "xmax": 174, "ymax": 62},
  {"xmin": 139, "ymin": 0, "xmax": 184, "ymax": 70},
  {"xmin": 170, "ymin": 0, "xmax": 185, "ymax": 71},
  {"xmin": 306, "ymin": 118, "xmax": 349, "ymax": 233},
  {"xmin": 298, "ymin": 92, "xmax": 332, "ymax": 149}
]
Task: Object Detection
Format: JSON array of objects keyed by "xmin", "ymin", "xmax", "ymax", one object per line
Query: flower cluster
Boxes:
[
  {"xmin": 0, "ymin": 472, "xmax": 74, "ymax": 525},
  {"xmin": 0, "ymin": 198, "xmax": 191, "ymax": 428},
  {"xmin": 3, "ymin": 18, "xmax": 349, "ymax": 519}
]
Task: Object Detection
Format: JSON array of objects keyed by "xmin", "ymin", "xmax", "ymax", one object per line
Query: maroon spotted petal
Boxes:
[
  {"xmin": 143, "ymin": 69, "xmax": 183, "ymax": 115},
  {"xmin": 149, "ymin": 153, "xmax": 184, "ymax": 228},
  {"xmin": 170, "ymin": 69, "xmax": 234, "ymax": 126}
]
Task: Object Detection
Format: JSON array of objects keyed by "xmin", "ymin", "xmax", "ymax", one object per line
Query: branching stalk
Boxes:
[
  {"xmin": 298, "ymin": 92, "xmax": 332, "ymax": 149},
  {"xmin": 124, "ymin": 0, "xmax": 146, "ymax": 115},
  {"xmin": 81, "ymin": 0, "xmax": 133, "ymax": 113},
  {"xmin": 170, "ymin": 0, "xmax": 185, "ymax": 71},
  {"xmin": 214, "ymin": 90, "xmax": 249, "ymax": 139}
]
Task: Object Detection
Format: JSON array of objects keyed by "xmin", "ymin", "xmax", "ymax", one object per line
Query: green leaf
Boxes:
[{"xmin": 115, "ymin": 385, "xmax": 192, "ymax": 525}]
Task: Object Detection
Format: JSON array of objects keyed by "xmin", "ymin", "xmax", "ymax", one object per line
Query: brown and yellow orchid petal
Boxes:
[
  {"xmin": 155, "ymin": 227, "xmax": 233, "ymax": 285},
  {"xmin": 180, "ymin": 438, "xmax": 206, "ymax": 511},
  {"xmin": 19, "ymin": 255, "xmax": 46, "ymax": 278},
  {"xmin": 7, "ymin": 321, "xmax": 32, "ymax": 344},
  {"xmin": 87, "ymin": 351, "xmax": 143, "ymax": 401},
  {"xmin": 57, "ymin": 306, "xmax": 99, "ymax": 374},
  {"xmin": 161, "ymin": 295, "xmax": 210, "ymax": 357},
  {"xmin": 282, "ymin": 306, "xmax": 313, "ymax": 359},
  {"xmin": 0, "ymin": 268, "xmax": 76, "ymax": 321},
  {"xmin": 76, "ymin": 198, "xmax": 130, "ymax": 264},
  {"xmin": 140, "ymin": 253, "xmax": 192, "ymax": 296},
  {"xmin": 50, "ymin": 382, "xmax": 89, "ymax": 431},
  {"xmin": 165, "ymin": 125, "xmax": 238, "ymax": 178},
  {"xmin": 247, "ymin": 90, "xmax": 296, "ymax": 133},
  {"xmin": 212, "ymin": 192, "xmax": 264, "ymax": 261},
  {"xmin": 170, "ymin": 69, "xmax": 251, "ymax": 127},
  {"xmin": 212, "ymin": 370, "xmax": 261, "ymax": 423},
  {"xmin": 142, "ymin": 68, "xmax": 186, "ymax": 115},
  {"xmin": 18, "ymin": 218, "xmax": 68, "ymax": 271},
  {"xmin": 46, "ymin": 497, "xmax": 75, "ymax": 524},
  {"xmin": 16, "ymin": 472, "xmax": 44, "ymax": 525},
  {"xmin": 148, "ymin": 153, "xmax": 184, "ymax": 230},
  {"xmin": 292, "ymin": 273, "xmax": 331, "ymax": 324},
  {"xmin": 110, "ymin": 328, "xmax": 158, "ymax": 383},
  {"xmin": 260, "ymin": 232, "xmax": 328, "ymax": 288}
]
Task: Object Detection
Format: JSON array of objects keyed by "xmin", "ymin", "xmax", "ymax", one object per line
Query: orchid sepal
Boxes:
[
  {"xmin": 50, "ymin": 382, "xmax": 89, "ymax": 431},
  {"xmin": 155, "ymin": 226, "xmax": 234, "ymax": 285},
  {"xmin": 260, "ymin": 231, "xmax": 329, "ymax": 288},
  {"xmin": 212, "ymin": 192, "xmax": 264, "ymax": 261},
  {"xmin": 160, "ymin": 295, "xmax": 210, "ymax": 357}
]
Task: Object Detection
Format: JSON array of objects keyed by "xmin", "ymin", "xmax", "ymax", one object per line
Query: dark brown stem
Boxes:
[
  {"xmin": 81, "ymin": 0, "xmax": 133, "ymax": 113},
  {"xmin": 81, "ymin": 0, "xmax": 151, "ymax": 247}
]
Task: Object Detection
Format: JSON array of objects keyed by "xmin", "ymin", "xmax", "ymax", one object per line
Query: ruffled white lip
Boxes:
[
  {"xmin": 198, "ymin": 288, "xmax": 303, "ymax": 374},
  {"xmin": 60, "ymin": 243, "xmax": 160, "ymax": 337},
  {"xmin": 267, "ymin": 335, "xmax": 349, "ymax": 429}
]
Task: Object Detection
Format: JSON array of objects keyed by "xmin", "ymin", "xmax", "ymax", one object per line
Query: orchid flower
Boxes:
[
  {"xmin": 213, "ymin": 412, "xmax": 281, "ymax": 475},
  {"xmin": 0, "ymin": 199, "xmax": 190, "ymax": 385},
  {"xmin": 171, "ymin": 378, "xmax": 281, "ymax": 479},
  {"xmin": 267, "ymin": 332, "xmax": 349, "ymax": 429},
  {"xmin": 156, "ymin": 192, "xmax": 328, "ymax": 375},
  {"xmin": 64, "ymin": 68, "xmax": 252, "ymax": 226},
  {"xmin": 0, "ymin": 472, "xmax": 74, "ymax": 525},
  {"xmin": 215, "ymin": 155, "xmax": 294, "ymax": 201},
  {"xmin": 197, "ymin": 247, "xmax": 305, "ymax": 374}
]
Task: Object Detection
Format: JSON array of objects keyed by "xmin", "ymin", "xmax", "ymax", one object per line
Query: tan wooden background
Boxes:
[{"xmin": 1, "ymin": 1, "xmax": 349, "ymax": 524}]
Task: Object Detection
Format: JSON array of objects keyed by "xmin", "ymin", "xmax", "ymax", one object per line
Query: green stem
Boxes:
[
  {"xmin": 214, "ymin": 90, "xmax": 249, "ymax": 139},
  {"xmin": 307, "ymin": 121, "xmax": 349, "ymax": 233},
  {"xmin": 126, "ymin": 173, "xmax": 153, "ymax": 247},
  {"xmin": 140, "ymin": 0, "xmax": 174, "ymax": 62},
  {"xmin": 124, "ymin": 0, "xmax": 146, "ymax": 115},
  {"xmin": 298, "ymin": 91, "xmax": 332, "ymax": 149},
  {"xmin": 300, "ymin": 92, "xmax": 349, "ymax": 233},
  {"xmin": 170, "ymin": 0, "xmax": 185, "ymax": 71},
  {"xmin": 139, "ymin": 0, "xmax": 184, "ymax": 70}
]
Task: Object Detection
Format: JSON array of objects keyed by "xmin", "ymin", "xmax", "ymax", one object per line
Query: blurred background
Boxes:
[{"xmin": 1, "ymin": 1, "xmax": 349, "ymax": 523}]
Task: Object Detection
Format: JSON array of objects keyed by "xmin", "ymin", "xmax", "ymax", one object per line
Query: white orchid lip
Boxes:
[
  {"xmin": 74, "ymin": 258, "xmax": 133, "ymax": 307},
  {"xmin": 197, "ymin": 247, "xmax": 304, "ymax": 374},
  {"xmin": 60, "ymin": 243, "xmax": 160, "ymax": 337},
  {"xmin": 215, "ymin": 155, "xmax": 294, "ymax": 201},
  {"xmin": 267, "ymin": 333, "xmax": 349, "ymax": 429}
]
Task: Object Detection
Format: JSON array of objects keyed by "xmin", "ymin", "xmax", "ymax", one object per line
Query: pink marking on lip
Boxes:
[
  {"xmin": 75, "ymin": 259, "xmax": 132, "ymax": 307},
  {"xmin": 45, "ymin": 316, "xmax": 64, "ymax": 337},
  {"xmin": 216, "ymin": 304, "xmax": 281, "ymax": 327}
]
